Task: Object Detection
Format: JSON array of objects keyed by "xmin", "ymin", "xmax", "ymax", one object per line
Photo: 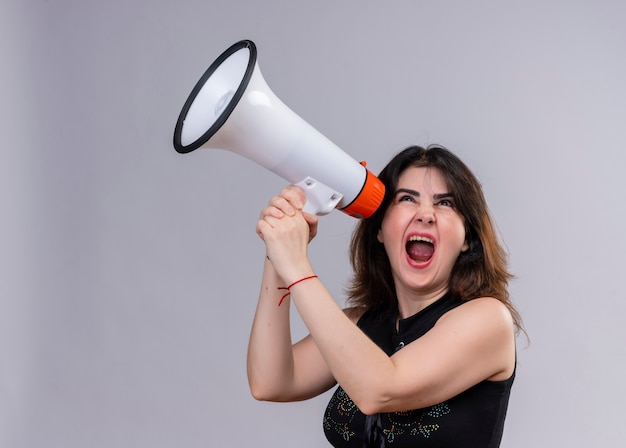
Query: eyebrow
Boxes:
[{"xmin": 395, "ymin": 188, "xmax": 454, "ymax": 200}]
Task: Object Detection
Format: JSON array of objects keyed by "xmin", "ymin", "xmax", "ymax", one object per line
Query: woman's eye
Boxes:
[
  {"xmin": 399, "ymin": 195, "xmax": 415, "ymax": 202},
  {"xmin": 437, "ymin": 199, "xmax": 454, "ymax": 207}
]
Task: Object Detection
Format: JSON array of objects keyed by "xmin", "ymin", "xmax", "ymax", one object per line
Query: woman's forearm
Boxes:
[
  {"xmin": 289, "ymin": 276, "xmax": 396, "ymax": 413},
  {"xmin": 246, "ymin": 258, "xmax": 297, "ymax": 401}
]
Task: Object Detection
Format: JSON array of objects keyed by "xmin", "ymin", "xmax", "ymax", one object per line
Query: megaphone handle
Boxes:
[{"xmin": 295, "ymin": 177, "xmax": 343, "ymax": 216}]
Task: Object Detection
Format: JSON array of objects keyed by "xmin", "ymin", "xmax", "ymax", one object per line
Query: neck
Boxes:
[{"xmin": 395, "ymin": 287, "xmax": 448, "ymax": 319}]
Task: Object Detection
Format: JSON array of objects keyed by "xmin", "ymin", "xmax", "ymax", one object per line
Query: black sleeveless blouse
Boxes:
[{"xmin": 323, "ymin": 294, "xmax": 514, "ymax": 447}]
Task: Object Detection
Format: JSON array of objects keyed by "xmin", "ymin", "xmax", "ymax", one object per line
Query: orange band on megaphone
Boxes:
[{"xmin": 341, "ymin": 166, "xmax": 386, "ymax": 219}]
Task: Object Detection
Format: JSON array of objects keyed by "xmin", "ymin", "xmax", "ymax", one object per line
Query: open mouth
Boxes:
[{"xmin": 406, "ymin": 235, "xmax": 434, "ymax": 263}]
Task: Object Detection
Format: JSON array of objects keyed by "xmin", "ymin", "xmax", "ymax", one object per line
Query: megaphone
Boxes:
[{"xmin": 173, "ymin": 40, "xmax": 385, "ymax": 218}]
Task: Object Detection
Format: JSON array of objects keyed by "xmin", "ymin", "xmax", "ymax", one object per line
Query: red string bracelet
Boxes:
[{"xmin": 277, "ymin": 275, "xmax": 318, "ymax": 306}]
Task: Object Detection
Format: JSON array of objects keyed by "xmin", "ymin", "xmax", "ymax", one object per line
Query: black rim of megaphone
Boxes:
[{"xmin": 173, "ymin": 40, "xmax": 257, "ymax": 154}]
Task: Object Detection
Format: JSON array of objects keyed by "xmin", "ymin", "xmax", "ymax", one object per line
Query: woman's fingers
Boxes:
[
  {"xmin": 260, "ymin": 186, "xmax": 307, "ymax": 219},
  {"xmin": 281, "ymin": 185, "xmax": 306, "ymax": 209},
  {"xmin": 257, "ymin": 185, "xmax": 311, "ymax": 241},
  {"xmin": 268, "ymin": 195, "xmax": 295, "ymax": 217},
  {"xmin": 302, "ymin": 211, "xmax": 319, "ymax": 241}
]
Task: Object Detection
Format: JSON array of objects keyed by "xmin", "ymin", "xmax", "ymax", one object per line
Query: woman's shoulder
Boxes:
[
  {"xmin": 439, "ymin": 296, "xmax": 514, "ymax": 333},
  {"xmin": 437, "ymin": 297, "xmax": 516, "ymax": 380}
]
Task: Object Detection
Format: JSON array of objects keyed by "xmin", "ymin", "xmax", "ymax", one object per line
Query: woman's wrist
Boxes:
[
  {"xmin": 265, "ymin": 254, "xmax": 314, "ymax": 287},
  {"xmin": 281, "ymin": 263, "xmax": 316, "ymax": 287},
  {"xmin": 277, "ymin": 274, "xmax": 318, "ymax": 306}
]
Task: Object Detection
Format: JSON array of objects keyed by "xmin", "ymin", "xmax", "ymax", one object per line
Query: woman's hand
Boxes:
[
  {"xmin": 256, "ymin": 185, "xmax": 319, "ymax": 241},
  {"xmin": 256, "ymin": 185, "xmax": 319, "ymax": 282}
]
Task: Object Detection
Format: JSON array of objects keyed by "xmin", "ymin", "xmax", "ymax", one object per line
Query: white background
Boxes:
[{"xmin": 2, "ymin": 1, "xmax": 625, "ymax": 446}]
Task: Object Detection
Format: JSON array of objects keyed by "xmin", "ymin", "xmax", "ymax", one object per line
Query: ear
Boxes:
[
  {"xmin": 461, "ymin": 227, "xmax": 471, "ymax": 253},
  {"xmin": 377, "ymin": 227, "xmax": 384, "ymax": 243}
]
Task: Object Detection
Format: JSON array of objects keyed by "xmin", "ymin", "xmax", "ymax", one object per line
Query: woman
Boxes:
[{"xmin": 248, "ymin": 145, "xmax": 522, "ymax": 447}]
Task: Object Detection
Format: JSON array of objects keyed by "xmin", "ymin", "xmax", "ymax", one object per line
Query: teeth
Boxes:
[{"xmin": 408, "ymin": 235, "xmax": 433, "ymax": 244}]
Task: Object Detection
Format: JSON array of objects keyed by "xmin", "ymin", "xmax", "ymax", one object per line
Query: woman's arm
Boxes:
[
  {"xmin": 247, "ymin": 189, "xmax": 338, "ymax": 402},
  {"xmin": 256, "ymin": 186, "xmax": 516, "ymax": 414},
  {"xmin": 290, "ymin": 281, "xmax": 515, "ymax": 414},
  {"xmin": 246, "ymin": 257, "xmax": 336, "ymax": 402}
]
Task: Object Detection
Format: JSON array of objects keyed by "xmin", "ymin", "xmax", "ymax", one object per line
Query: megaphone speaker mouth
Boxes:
[{"xmin": 173, "ymin": 40, "xmax": 257, "ymax": 154}]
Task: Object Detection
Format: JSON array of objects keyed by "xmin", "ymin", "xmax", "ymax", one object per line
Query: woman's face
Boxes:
[{"xmin": 377, "ymin": 166, "xmax": 469, "ymax": 300}]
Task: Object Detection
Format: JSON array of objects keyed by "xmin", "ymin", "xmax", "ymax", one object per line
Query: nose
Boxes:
[{"xmin": 416, "ymin": 204, "xmax": 435, "ymax": 224}]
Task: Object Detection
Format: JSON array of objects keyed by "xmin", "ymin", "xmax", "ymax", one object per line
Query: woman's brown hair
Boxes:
[{"xmin": 347, "ymin": 145, "xmax": 524, "ymax": 332}]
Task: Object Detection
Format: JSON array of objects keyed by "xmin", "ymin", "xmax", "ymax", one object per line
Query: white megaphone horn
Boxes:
[{"xmin": 173, "ymin": 40, "xmax": 385, "ymax": 218}]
